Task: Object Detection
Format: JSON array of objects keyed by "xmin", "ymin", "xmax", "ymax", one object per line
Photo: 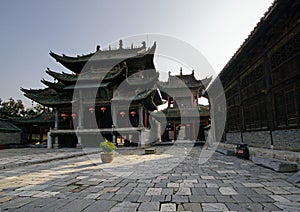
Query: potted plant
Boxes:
[{"xmin": 100, "ymin": 140, "xmax": 117, "ymax": 163}]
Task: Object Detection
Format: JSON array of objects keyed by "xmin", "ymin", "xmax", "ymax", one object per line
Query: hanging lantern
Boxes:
[
  {"xmin": 100, "ymin": 107, "xmax": 107, "ymax": 113},
  {"xmin": 130, "ymin": 111, "xmax": 136, "ymax": 117},
  {"xmin": 120, "ymin": 111, "xmax": 126, "ymax": 117},
  {"xmin": 186, "ymin": 124, "xmax": 190, "ymax": 127},
  {"xmin": 61, "ymin": 113, "xmax": 68, "ymax": 119},
  {"xmin": 89, "ymin": 107, "xmax": 95, "ymax": 113},
  {"xmin": 71, "ymin": 113, "xmax": 77, "ymax": 119}
]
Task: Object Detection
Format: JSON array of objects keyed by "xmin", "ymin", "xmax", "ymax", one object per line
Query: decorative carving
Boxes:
[{"xmin": 271, "ymin": 32, "xmax": 300, "ymax": 69}]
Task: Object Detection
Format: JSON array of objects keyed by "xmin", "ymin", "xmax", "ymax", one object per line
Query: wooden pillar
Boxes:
[
  {"xmin": 144, "ymin": 109, "xmax": 148, "ymax": 128},
  {"xmin": 53, "ymin": 109, "xmax": 59, "ymax": 148},
  {"xmin": 54, "ymin": 109, "xmax": 59, "ymax": 129},
  {"xmin": 113, "ymin": 134, "xmax": 116, "ymax": 146},
  {"xmin": 196, "ymin": 95, "xmax": 199, "ymax": 105},
  {"xmin": 70, "ymin": 117, "xmax": 73, "ymax": 129},
  {"xmin": 168, "ymin": 96, "xmax": 170, "ymax": 108},
  {"xmin": 39, "ymin": 128, "xmax": 43, "ymax": 142},
  {"xmin": 139, "ymin": 107, "xmax": 143, "ymax": 127},
  {"xmin": 264, "ymin": 55, "xmax": 274, "ymax": 146},
  {"xmin": 111, "ymin": 103, "xmax": 117, "ymax": 127},
  {"xmin": 98, "ymin": 109, "xmax": 101, "ymax": 129},
  {"xmin": 29, "ymin": 125, "xmax": 33, "ymax": 143},
  {"xmin": 192, "ymin": 120, "xmax": 196, "ymax": 140},
  {"xmin": 77, "ymin": 90, "xmax": 84, "ymax": 148},
  {"xmin": 190, "ymin": 96, "xmax": 193, "ymax": 106},
  {"xmin": 237, "ymin": 78, "xmax": 244, "ymax": 143},
  {"xmin": 78, "ymin": 90, "xmax": 84, "ymax": 129},
  {"xmin": 173, "ymin": 122, "xmax": 176, "ymax": 141}
]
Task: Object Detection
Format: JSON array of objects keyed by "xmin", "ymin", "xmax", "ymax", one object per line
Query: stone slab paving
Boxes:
[
  {"xmin": 0, "ymin": 145, "xmax": 299, "ymax": 211},
  {"xmin": 0, "ymin": 148, "xmax": 100, "ymax": 170}
]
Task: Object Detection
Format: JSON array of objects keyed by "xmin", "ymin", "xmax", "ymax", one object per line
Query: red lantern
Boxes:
[
  {"xmin": 89, "ymin": 107, "xmax": 95, "ymax": 113},
  {"xmin": 130, "ymin": 111, "xmax": 136, "ymax": 117},
  {"xmin": 61, "ymin": 113, "xmax": 68, "ymax": 119},
  {"xmin": 71, "ymin": 113, "xmax": 77, "ymax": 119},
  {"xmin": 120, "ymin": 111, "xmax": 126, "ymax": 117},
  {"xmin": 100, "ymin": 107, "xmax": 107, "ymax": 113}
]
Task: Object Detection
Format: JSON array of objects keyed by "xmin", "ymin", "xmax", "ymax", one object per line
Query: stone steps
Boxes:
[{"xmin": 252, "ymin": 156, "xmax": 298, "ymax": 172}]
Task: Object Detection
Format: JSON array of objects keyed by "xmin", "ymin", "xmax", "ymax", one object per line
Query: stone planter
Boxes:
[{"xmin": 100, "ymin": 152, "xmax": 114, "ymax": 163}]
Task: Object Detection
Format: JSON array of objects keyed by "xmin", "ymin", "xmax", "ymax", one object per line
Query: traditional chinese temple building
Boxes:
[
  {"xmin": 0, "ymin": 119, "xmax": 22, "ymax": 147},
  {"xmin": 154, "ymin": 68, "xmax": 211, "ymax": 142},
  {"xmin": 209, "ymin": 0, "xmax": 300, "ymax": 151},
  {"xmin": 21, "ymin": 41, "xmax": 162, "ymax": 148},
  {"xmin": 8, "ymin": 111, "xmax": 70, "ymax": 146}
]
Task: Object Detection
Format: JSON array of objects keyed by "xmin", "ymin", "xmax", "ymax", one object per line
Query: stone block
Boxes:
[
  {"xmin": 145, "ymin": 149, "xmax": 156, "ymax": 154},
  {"xmin": 287, "ymin": 171, "xmax": 300, "ymax": 184},
  {"xmin": 252, "ymin": 156, "xmax": 298, "ymax": 172},
  {"xmin": 216, "ymin": 148, "xmax": 235, "ymax": 156},
  {"xmin": 160, "ymin": 203, "xmax": 176, "ymax": 211}
]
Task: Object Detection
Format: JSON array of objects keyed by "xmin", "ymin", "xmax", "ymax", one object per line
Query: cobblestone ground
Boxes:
[{"xmin": 0, "ymin": 145, "xmax": 299, "ymax": 211}]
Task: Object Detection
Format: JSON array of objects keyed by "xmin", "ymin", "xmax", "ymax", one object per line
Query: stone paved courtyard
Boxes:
[{"xmin": 0, "ymin": 145, "xmax": 299, "ymax": 211}]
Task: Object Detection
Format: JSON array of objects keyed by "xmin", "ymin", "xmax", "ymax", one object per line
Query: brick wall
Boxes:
[
  {"xmin": 243, "ymin": 131, "xmax": 271, "ymax": 148},
  {"xmin": 272, "ymin": 129, "xmax": 300, "ymax": 151},
  {"xmin": 0, "ymin": 132, "xmax": 21, "ymax": 145},
  {"xmin": 225, "ymin": 129, "xmax": 300, "ymax": 152},
  {"xmin": 225, "ymin": 132, "xmax": 241, "ymax": 144}
]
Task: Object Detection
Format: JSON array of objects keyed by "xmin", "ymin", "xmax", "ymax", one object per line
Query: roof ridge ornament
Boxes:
[
  {"xmin": 96, "ymin": 45, "xmax": 100, "ymax": 52},
  {"xmin": 119, "ymin": 40, "xmax": 123, "ymax": 49}
]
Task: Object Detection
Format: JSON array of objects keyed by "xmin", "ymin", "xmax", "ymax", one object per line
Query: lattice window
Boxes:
[
  {"xmin": 274, "ymin": 92, "xmax": 286, "ymax": 127},
  {"xmin": 271, "ymin": 53, "xmax": 300, "ymax": 86},
  {"xmin": 226, "ymin": 106, "xmax": 240, "ymax": 132},
  {"xmin": 241, "ymin": 65, "xmax": 265, "ymax": 99},
  {"xmin": 241, "ymin": 65, "xmax": 263, "ymax": 89},
  {"xmin": 226, "ymin": 84, "xmax": 238, "ymax": 107},
  {"xmin": 271, "ymin": 32, "xmax": 300, "ymax": 69},
  {"xmin": 274, "ymin": 81, "xmax": 300, "ymax": 127},
  {"xmin": 243, "ymin": 94, "xmax": 268, "ymax": 130}
]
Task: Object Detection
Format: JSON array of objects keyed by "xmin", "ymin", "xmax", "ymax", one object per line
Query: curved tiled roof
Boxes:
[
  {"xmin": 46, "ymin": 68, "xmax": 78, "ymax": 83},
  {"xmin": 22, "ymin": 88, "xmax": 72, "ymax": 106},
  {"xmin": 8, "ymin": 111, "xmax": 55, "ymax": 124},
  {"xmin": 50, "ymin": 42, "xmax": 156, "ymax": 74},
  {"xmin": 0, "ymin": 119, "xmax": 22, "ymax": 133},
  {"xmin": 157, "ymin": 70, "xmax": 212, "ymax": 89},
  {"xmin": 41, "ymin": 79, "xmax": 66, "ymax": 90}
]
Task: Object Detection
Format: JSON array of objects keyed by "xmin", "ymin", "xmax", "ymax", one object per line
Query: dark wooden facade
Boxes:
[{"xmin": 210, "ymin": 0, "xmax": 300, "ymax": 151}]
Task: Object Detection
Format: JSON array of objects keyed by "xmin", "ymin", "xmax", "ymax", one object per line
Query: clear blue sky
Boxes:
[{"xmin": 0, "ymin": 0, "xmax": 273, "ymax": 107}]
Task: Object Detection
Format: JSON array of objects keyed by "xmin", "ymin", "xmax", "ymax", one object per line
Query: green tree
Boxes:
[
  {"xmin": 25, "ymin": 103, "xmax": 44, "ymax": 117},
  {"xmin": 0, "ymin": 98, "xmax": 25, "ymax": 118},
  {"xmin": 0, "ymin": 98, "xmax": 44, "ymax": 118}
]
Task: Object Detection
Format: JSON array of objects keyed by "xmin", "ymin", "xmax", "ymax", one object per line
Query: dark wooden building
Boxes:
[
  {"xmin": 21, "ymin": 41, "xmax": 162, "ymax": 148},
  {"xmin": 210, "ymin": 0, "xmax": 300, "ymax": 151},
  {"xmin": 154, "ymin": 68, "xmax": 211, "ymax": 141}
]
